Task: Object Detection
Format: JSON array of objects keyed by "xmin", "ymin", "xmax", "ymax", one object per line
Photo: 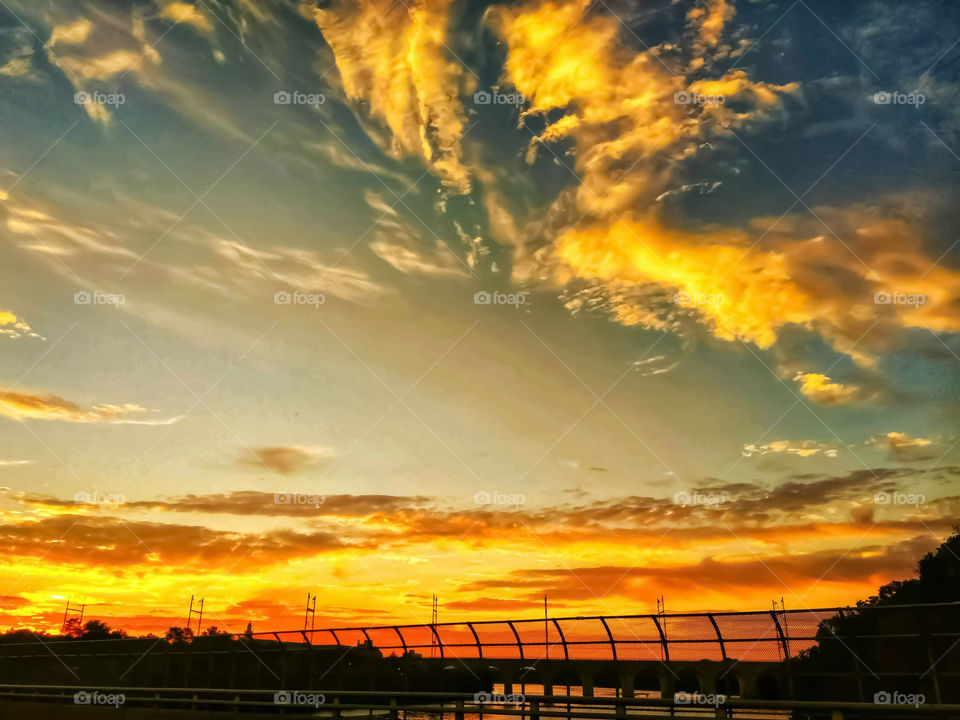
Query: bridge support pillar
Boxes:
[
  {"xmin": 543, "ymin": 680, "xmax": 553, "ymax": 697},
  {"xmin": 619, "ymin": 672, "xmax": 635, "ymax": 699},
  {"xmin": 503, "ymin": 680, "xmax": 513, "ymax": 695},
  {"xmin": 738, "ymin": 674, "xmax": 758, "ymax": 700},
  {"xmin": 699, "ymin": 672, "xmax": 717, "ymax": 696},
  {"xmin": 659, "ymin": 674, "xmax": 674, "ymax": 701},
  {"xmin": 580, "ymin": 673, "xmax": 594, "ymax": 697}
]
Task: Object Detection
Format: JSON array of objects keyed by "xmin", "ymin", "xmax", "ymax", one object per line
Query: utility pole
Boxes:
[
  {"xmin": 772, "ymin": 597, "xmax": 789, "ymax": 660},
  {"xmin": 656, "ymin": 595, "xmax": 667, "ymax": 662},
  {"xmin": 304, "ymin": 593, "xmax": 317, "ymax": 634},
  {"xmin": 61, "ymin": 598, "xmax": 86, "ymax": 634},
  {"xmin": 544, "ymin": 593, "xmax": 548, "ymax": 660},
  {"xmin": 430, "ymin": 595, "xmax": 438, "ymax": 658},
  {"xmin": 188, "ymin": 596, "xmax": 204, "ymax": 636}
]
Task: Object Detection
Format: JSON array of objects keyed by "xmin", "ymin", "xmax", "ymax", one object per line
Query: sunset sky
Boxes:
[{"xmin": 0, "ymin": 0, "xmax": 958, "ymax": 637}]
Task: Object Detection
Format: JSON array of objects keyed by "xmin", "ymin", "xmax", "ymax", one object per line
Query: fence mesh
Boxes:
[{"xmin": 282, "ymin": 606, "xmax": 936, "ymax": 663}]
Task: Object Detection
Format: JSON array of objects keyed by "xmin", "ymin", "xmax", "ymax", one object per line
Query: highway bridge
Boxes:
[{"xmin": 0, "ymin": 603, "xmax": 955, "ymax": 713}]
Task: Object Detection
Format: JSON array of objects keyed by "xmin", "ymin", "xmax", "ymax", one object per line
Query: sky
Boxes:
[{"xmin": 0, "ymin": 0, "xmax": 958, "ymax": 636}]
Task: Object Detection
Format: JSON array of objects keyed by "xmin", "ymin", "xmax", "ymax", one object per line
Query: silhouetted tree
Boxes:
[
  {"xmin": 79, "ymin": 619, "xmax": 125, "ymax": 639},
  {"xmin": 164, "ymin": 626, "xmax": 194, "ymax": 643}
]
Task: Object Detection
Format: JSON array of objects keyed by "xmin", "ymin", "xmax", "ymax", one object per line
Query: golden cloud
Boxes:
[
  {"xmin": 0, "ymin": 390, "xmax": 179, "ymax": 425},
  {"xmin": 687, "ymin": 0, "xmax": 735, "ymax": 50},
  {"xmin": 306, "ymin": 0, "xmax": 472, "ymax": 193},
  {"xmin": 486, "ymin": 1, "xmax": 958, "ymax": 365},
  {"xmin": 870, "ymin": 432, "xmax": 940, "ymax": 462},
  {"xmin": 488, "ymin": 0, "xmax": 797, "ymax": 219},
  {"xmin": 46, "ymin": 18, "xmax": 93, "ymax": 48},
  {"xmin": 0, "ymin": 311, "xmax": 40, "ymax": 340},
  {"xmin": 743, "ymin": 440, "xmax": 839, "ymax": 458},
  {"xmin": 158, "ymin": 2, "xmax": 212, "ymax": 32},
  {"xmin": 794, "ymin": 372, "xmax": 860, "ymax": 406}
]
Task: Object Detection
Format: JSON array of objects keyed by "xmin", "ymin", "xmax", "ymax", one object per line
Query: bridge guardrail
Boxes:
[{"xmin": 1, "ymin": 685, "xmax": 960, "ymax": 718}]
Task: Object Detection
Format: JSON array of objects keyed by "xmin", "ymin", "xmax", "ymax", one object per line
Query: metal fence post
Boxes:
[
  {"xmin": 467, "ymin": 622, "xmax": 483, "ymax": 659},
  {"xmin": 599, "ymin": 618, "xmax": 618, "ymax": 661},
  {"xmin": 507, "ymin": 621, "xmax": 525, "ymax": 660},
  {"xmin": 651, "ymin": 615, "xmax": 670, "ymax": 662},
  {"xmin": 552, "ymin": 619, "xmax": 569, "ymax": 661},
  {"xmin": 707, "ymin": 613, "xmax": 726, "ymax": 660}
]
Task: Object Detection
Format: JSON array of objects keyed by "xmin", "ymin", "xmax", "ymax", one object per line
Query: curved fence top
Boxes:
[{"xmin": 250, "ymin": 602, "xmax": 960, "ymax": 664}]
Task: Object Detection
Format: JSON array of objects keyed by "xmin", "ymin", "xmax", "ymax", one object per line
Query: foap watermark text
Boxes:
[
  {"xmin": 675, "ymin": 692, "xmax": 726, "ymax": 707},
  {"xmin": 75, "ymin": 91, "xmax": 125, "ymax": 108},
  {"xmin": 75, "ymin": 491, "xmax": 125, "ymax": 508},
  {"xmin": 873, "ymin": 91, "xmax": 925, "ymax": 108},
  {"xmin": 874, "ymin": 691, "xmax": 925, "ymax": 708},
  {"xmin": 674, "ymin": 91, "xmax": 725, "ymax": 105},
  {"xmin": 473, "ymin": 90, "xmax": 525, "ymax": 106},
  {"xmin": 874, "ymin": 291, "xmax": 926, "ymax": 307},
  {"xmin": 274, "ymin": 291, "xmax": 325, "ymax": 308},
  {"xmin": 474, "ymin": 490, "xmax": 525, "ymax": 507},
  {"xmin": 75, "ymin": 291, "xmax": 125, "ymax": 308},
  {"xmin": 274, "ymin": 691, "xmax": 326, "ymax": 708},
  {"xmin": 874, "ymin": 491, "xmax": 925, "ymax": 507},
  {"xmin": 274, "ymin": 493, "xmax": 325, "ymax": 507},
  {"xmin": 74, "ymin": 690, "xmax": 125, "ymax": 708},
  {"xmin": 474, "ymin": 692, "xmax": 525, "ymax": 705},
  {"xmin": 274, "ymin": 91, "xmax": 326, "ymax": 107},
  {"xmin": 474, "ymin": 290, "xmax": 527, "ymax": 308},
  {"xmin": 674, "ymin": 491, "xmax": 725, "ymax": 508}
]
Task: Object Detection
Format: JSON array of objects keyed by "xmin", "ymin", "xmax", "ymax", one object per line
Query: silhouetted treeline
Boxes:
[{"xmin": 793, "ymin": 528, "xmax": 960, "ymax": 702}]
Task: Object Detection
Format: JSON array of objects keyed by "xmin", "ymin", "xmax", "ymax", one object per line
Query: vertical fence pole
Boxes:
[
  {"xmin": 507, "ymin": 621, "xmax": 525, "ymax": 660},
  {"xmin": 429, "ymin": 624, "xmax": 445, "ymax": 659},
  {"xmin": 599, "ymin": 618, "xmax": 618, "ymax": 662},
  {"xmin": 651, "ymin": 615, "xmax": 670, "ymax": 662},
  {"xmin": 552, "ymin": 620, "xmax": 569, "ymax": 661},
  {"xmin": 468, "ymin": 622, "xmax": 483, "ymax": 659},
  {"xmin": 394, "ymin": 627, "xmax": 408, "ymax": 655},
  {"xmin": 707, "ymin": 614, "xmax": 726, "ymax": 660}
]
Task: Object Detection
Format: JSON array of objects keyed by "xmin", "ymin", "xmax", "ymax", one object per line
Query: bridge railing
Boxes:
[
  {"xmin": 243, "ymin": 602, "xmax": 959, "ymax": 664},
  {"xmin": 0, "ymin": 602, "xmax": 954, "ymax": 668}
]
